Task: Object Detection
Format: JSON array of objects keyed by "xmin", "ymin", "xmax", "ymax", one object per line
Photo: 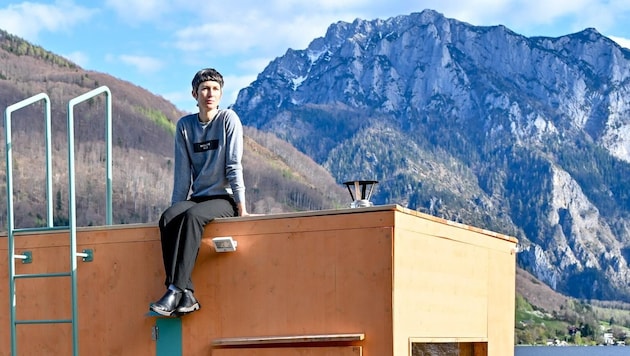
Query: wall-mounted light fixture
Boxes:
[{"xmin": 212, "ymin": 236, "xmax": 238, "ymax": 252}]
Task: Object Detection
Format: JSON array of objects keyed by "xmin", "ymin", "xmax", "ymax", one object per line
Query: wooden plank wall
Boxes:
[
  {"xmin": 192, "ymin": 209, "xmax": 396, "ymax": 355},
  {"xmin": 0, "ymin": 224, "xmax": 164, "ymax": 356},
  {"xmin": 0, "ymin": 205, "xmax": 517, "ymax": 356},
  {"xmin": 394, "ymin": 210, "xmax": 517, "ymax": 356}
]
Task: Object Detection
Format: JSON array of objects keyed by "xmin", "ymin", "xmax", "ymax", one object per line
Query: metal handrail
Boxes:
[
  {"xmin": 67, "ymin": 86, "xmax": 113, "ymax": 227},
  {"xmin": 4, "ymin": 93, "xmax": 54, "ymax": 229},
  {"xmin": 67, "ymin": 86, "xmax": 113, "ymax": 355},
  {"xmin": 4, "ymin": 93, "xmax": 53, "ymax": 356},
  {"xmin": 4, "ymin": 86, "xmax": 113, "ymax": 356}
]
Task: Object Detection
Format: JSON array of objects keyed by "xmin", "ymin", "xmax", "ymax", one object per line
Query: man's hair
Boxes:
[{"xmin": 192, "ymin": 68, "xmax": 224, "ymax": 91}]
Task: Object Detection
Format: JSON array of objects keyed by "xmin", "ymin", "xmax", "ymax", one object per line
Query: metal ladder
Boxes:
[{"xmin": 4, "ymin": 86, "xmax": 113, "ymax": 356}]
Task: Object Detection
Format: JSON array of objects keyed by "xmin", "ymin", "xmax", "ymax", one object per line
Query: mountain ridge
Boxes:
[{"xmin": 233, "ymin": 9, "xmax": 630, "ymax": 302}]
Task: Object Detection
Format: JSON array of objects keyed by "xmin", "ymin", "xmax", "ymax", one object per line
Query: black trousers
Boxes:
[{"xmin": 158, "ymin": 195, "xmax": 237, "ymax": 291}]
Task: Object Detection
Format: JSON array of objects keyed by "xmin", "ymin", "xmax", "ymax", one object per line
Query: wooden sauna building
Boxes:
[
  {"xmin": 3, "ymin": 89, "xmax": 517, "ymax": 355},
  {"xmin": 1, "ymin": 205, "xmax": 518, "ymax": 356}
]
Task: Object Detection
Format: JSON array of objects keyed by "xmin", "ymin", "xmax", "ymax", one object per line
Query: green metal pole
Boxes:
[
  {"xmin": 4, "ymin": 93, "xmax": 52, "ymax": 356},
  {"xmin": 67, "ymin": 86, "xmax": 112, "ymax": 356}
]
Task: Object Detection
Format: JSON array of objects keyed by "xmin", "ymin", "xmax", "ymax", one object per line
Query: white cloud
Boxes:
[
  {"xmin": 269, "ymin": 0, "xmax": 370, "ymax": 11},
  {"xmin": 440, "ymin": 0, "xmax": 630, "ymax": 37},
  {"xmin": 172, "ymin": 9, "xmax": 354, "ymax": 59},
  {"xmin": 609, "ymin": 35, "xmax": 630, "ymax": 49},
  {"xmin": 63, "ymin": 51, "xmax": 89, "ymax": 67},
  {"xmin": 104, "ymin": 0, "xmax": 170, "ymax": 23},
  {"xmin": 118, "ymin": 54, "xmax": 164, "ymax": 74},
  {"xmin": 173, "ymin": 22, "xmax": 255, "ymax": 53},
  {"xmin": 162, "ymin": 90, "xmax": 193, "ymax": 113},
  {"xmin": 0, "ymin": 1, "xmax": 95, "ymax": 41},
  {"xmin": 223, "ymin": 73, "xmax": 258, "ymax": 105},
  {"xmin": 237, "ymin": 57, "xmax": 275, "ymax": 74}
]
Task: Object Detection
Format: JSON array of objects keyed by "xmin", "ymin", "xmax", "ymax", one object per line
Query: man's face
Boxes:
[{"xmin": 193, "ymin": 80, "xmax": 222, "ymax": 110}]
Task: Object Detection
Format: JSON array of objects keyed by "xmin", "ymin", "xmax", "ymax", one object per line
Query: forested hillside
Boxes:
[{"xmin": 0, "ymin": 29, "xmax": 347, "ymax": 230}]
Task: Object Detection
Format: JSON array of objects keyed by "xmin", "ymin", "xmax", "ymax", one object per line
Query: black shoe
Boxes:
[
  {"xmin": 175, "ymin": 289, "xmax": 201, "ymax": 315},
  {"xmin": 150, "ymin": 289, "xmax": 182, "ymax": 316}
]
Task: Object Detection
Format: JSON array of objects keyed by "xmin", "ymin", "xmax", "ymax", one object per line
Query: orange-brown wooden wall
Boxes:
[{"xmin": 0, "ymin": 205, "xmax": 517, "ymax": 356}]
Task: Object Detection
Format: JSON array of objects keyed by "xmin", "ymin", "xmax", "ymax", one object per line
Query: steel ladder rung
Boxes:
[
  {"xmin": 15, "ymin": 319, "xmax": 73, "ymax": 325},
  {"xmin": 12, "ymin": 226, "xmax": 70, "ymax": 234},
  {"xmin": 14, "ymin": 272, "xmax": 72, "ymax": 279}
]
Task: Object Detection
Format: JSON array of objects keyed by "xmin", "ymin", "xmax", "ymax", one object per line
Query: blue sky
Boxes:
[{"xmin": 1, "ymin": 0, "xmax": 630, "ymax": 114}]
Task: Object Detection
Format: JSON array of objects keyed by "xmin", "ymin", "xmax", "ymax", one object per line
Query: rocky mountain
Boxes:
[
  {"xmin": 233, "ymin": 10, "xmax": 630, "ymax": 301},
  {"xmin": 0, "ymin": 29, "xmax": 347, "ymax": 229}
]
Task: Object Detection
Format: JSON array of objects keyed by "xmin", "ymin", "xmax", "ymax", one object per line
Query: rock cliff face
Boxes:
[{"xmin": 233, "ymin": 10, "xmax": 630, "ymax": 301}]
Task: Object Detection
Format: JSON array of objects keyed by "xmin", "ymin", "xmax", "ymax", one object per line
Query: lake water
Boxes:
[{"xmin": 515, "ymin": 346, "xmax": 628, "ymax": 355}]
